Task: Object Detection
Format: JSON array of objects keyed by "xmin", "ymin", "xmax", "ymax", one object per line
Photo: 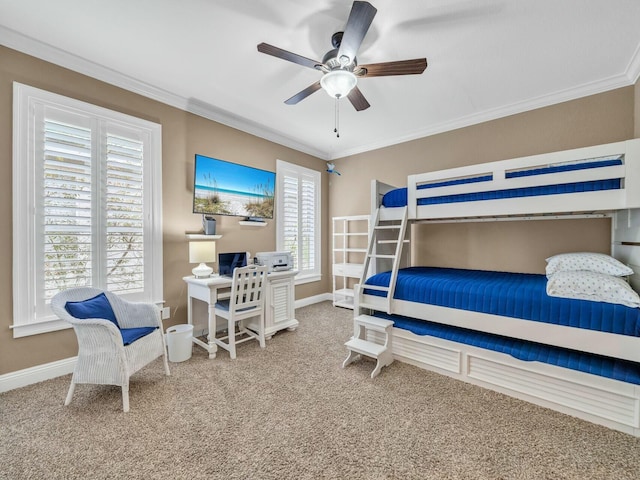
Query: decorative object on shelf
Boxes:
[
  {"xmin": 189, "ymin": 241, "xmax": 216, "ymax": 278},
  {"xmin": 326, "ymin": 162, "xmax": 341, "ymax": 175},
  {"xmin": 202, "ymin": 215, "xmax": 216, "ymax": 235}
]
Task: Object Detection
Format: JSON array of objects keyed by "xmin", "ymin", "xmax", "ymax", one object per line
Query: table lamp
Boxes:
[{"xmin": 189, "ymin": 241, "xmax": 216, "ymax": 278}]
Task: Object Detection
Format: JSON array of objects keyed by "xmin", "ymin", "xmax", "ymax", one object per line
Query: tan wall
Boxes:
[
  {"xmin": 330, "ymin": 87, "xmax": 635, "ymax": 274},
  {"xmin": 0, "ymin": 46, "xmax": 329, "ymax": 375}
]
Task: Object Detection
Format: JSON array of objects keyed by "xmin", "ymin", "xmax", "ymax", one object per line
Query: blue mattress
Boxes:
[
  {"xmin": 373, "ymin": 312, "xmax": 640, "ymax": 385},
  {"xmin": 381, "ymin": 158, "xmax": 623, "ymax": 208},
  {"xmin": 364, "ymin": 267, "xmax": 640, "ymax": 336}
]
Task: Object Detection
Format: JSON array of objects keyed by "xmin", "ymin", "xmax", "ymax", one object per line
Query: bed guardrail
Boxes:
[{"xmin": 405, "ymin": 139, "xmax": 640, "ymax": 220}]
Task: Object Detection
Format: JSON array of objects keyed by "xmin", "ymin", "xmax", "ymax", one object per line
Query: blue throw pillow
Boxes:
[
  {"xmin": 65, "ymin": 293, "xmax": 120, "ymax": 328},
  {"xmin": 120, "ymin": 327, "xmax": 157, "ymax": 345}
]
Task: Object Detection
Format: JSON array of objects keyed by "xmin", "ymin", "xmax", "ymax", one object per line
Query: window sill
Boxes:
[{"xmin": 11, "ymin": 318, "xmax": 71, "ymax": 338}]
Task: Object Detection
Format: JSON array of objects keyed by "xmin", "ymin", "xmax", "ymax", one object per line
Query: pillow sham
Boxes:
[
  {"xmin": 545, "ymin": 252, "xmax": 633, "ymax": 277},
  {"xmin": 546, "ymin": 270, "xmax": 640, "ymax": 308}
]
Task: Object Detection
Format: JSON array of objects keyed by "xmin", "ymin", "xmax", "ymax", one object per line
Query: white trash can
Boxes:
[{"xmin": 166, "ymin": 324, "xmax": 193, "ymax": 362}]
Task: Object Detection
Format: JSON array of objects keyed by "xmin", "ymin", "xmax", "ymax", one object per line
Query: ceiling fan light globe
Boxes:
[{"xmin": 320, "ymin": 70, "xmax": 357, "ymax": 99}]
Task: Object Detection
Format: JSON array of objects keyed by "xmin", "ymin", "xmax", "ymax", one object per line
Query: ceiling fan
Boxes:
[{"xmin": 257, "ymin": 1, "xmax": 428, "ymax": 112}]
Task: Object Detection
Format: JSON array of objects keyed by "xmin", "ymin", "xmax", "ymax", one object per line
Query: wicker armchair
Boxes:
[{"xmin": 51, "ymin": 287, "xmax": 170, "ymax": 412}]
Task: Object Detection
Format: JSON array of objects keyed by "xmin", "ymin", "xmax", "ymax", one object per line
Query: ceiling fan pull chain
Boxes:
[{"xmin": 334, "ymin": 97, "xmax": 340, "ymax": 138}]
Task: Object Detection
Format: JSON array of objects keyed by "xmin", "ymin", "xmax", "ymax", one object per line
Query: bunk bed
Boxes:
[{"xmin": 355, "ymin": 138, "xmax": 640, "ymax": 436}]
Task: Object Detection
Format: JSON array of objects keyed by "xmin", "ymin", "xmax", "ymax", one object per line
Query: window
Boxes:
[
  {"xmin": 12, "ymin": 83, "xmax": 163, "ymax": 337},
  {"xmin": 276, "ymin": 160, "xmax": 321, "ymax": 283}
]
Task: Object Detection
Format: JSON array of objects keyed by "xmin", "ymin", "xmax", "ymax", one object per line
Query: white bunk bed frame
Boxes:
[{"xmin": 357, "ymin": 138, "xmax": 640, "ymax": 436}]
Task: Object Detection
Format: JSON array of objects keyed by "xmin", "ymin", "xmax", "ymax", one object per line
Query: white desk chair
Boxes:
[{"xmin": 213, "ymin": 265, "xmax": 268, "ymax": 359}]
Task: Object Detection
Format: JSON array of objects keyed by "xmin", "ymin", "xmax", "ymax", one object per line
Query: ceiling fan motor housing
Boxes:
[
  {"xmin": 323, "ymin": 49, "xmax": 356, "ymax": 71},
  {"xmin": 323, "ymin": 32, "xmax": 357, "ymax": 71}
]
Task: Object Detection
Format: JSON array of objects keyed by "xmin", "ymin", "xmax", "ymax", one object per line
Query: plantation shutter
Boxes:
[
  {"xmin": 299, "ymin": 175, "xmax": 317, "ymax": 272},
  {"xmin": 282, "ymin": 173, "xmax": 300, "ymax": 269},
  {"xmin": 13, "ymin": 83, "xmax": 162, "ymax": 337},
  {"xmin": 106, "ymin": 132, "xmax": 145, "ymax": 294},
  {"xmin": 42, "ymin": 116, "xmax": 93, "ymax": 303},
  {"xmin": 39, "ymin": 112, "xmax": 147, "ymax": 317},
  {"xmin": 276, "ymin": 160, "xmax": 321, "ymax": 280}
]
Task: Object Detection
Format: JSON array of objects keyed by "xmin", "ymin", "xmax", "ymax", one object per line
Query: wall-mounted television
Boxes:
[{"xmin": 193, "ymin": 154, "xmax": 275, "ymax": 219}]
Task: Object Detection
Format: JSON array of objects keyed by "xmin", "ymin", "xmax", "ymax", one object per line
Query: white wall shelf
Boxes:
[
  {"xmin": 185, "ymin": 233, "xmax": 222, "ymax": 240},
  {"xmin": 239, "ymin": 221, "xmax": 267, "ymax": 227}
]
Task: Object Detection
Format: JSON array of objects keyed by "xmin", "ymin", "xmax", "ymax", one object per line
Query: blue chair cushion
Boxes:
[
  {"xmin": 120, "ymin": 327, "xmax": 157, "ymax": 346},
  {"xmin": 215, "ymin": 299, "xmax": 255, "ymax": 312},
  {"xmin": 65, "ymin": 293, "xmax": 119, "ymax": 328}
]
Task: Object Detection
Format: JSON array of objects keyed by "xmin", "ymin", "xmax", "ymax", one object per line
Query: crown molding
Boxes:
[
  {"xmin": 330, "ymin": 72, "xmax": 635, "ymax": 160},
  {"xmin": 3, "ymin": 26, "xmax": 637, "ymax": 162},
  {"xmin": 625, "ymin": 42, "xmax": 640, "ymax": 84},
  {"xmin": 0, "ymin": 26, "xmax": 329, "ymax": 160}
]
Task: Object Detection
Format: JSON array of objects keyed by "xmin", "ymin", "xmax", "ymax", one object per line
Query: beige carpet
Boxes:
[{"xmin": 1, "ymin": 301, "xmax": 639, "ymax": 480}]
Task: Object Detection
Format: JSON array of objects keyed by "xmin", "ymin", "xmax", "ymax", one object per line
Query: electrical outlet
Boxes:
[{"xmin": 161, "ymin": 307, "xmax": 170, "ymax": 320}]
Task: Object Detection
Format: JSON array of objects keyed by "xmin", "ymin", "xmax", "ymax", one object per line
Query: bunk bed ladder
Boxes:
[{"xmin": 359, "ymin": 206, "xmax": 409, "ymax": 315}]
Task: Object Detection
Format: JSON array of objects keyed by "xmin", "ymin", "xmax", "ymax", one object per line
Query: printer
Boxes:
[{"xmin": 256, "ymin": 251, "xmax": 293, "ymax": 272}]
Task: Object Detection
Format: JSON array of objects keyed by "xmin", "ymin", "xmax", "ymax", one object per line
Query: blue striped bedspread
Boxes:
[{"xmin": 364, "ymin": 267, "xmax": 640, "ymax": 336}]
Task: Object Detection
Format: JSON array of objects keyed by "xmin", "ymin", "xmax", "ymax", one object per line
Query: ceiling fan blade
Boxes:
[
  {"xmin": 337, "ymin": 1, "xmax": 377, "ymax": 65},
  {"xmin": 257, "ymin": 43, "xmax": 321, "ymax": 70},
  {"xmin": 285, "ymin": 81, "xmax": 322, "ymax": 105},
  {"xmin": 357, "ymin": 58, "xmax": 428, "ymax": 77},
  {"xmin": 347, "ymin": 86, "xmax": 370, "ymax": 111}
]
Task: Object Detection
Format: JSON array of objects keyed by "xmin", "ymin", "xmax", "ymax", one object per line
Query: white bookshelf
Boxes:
[{"xmin": 332, "ymin": 215, "xmax": 370, "ymax": 309}]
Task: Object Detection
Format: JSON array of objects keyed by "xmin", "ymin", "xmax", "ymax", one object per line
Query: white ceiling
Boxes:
[{"xmin": 2, "ymin": 0, "xmax": 640, "ymax": 160}]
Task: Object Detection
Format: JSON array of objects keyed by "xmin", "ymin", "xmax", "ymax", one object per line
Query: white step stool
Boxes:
[{"xmin": 342, "ymin": 315, "xmax": 394, "ymax": 378}]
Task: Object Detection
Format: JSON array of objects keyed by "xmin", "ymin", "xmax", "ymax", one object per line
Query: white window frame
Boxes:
[
  {"xmin": 276, "ymin": 159, "xmax": 321, "ymax": 285},
  {"xmin": 12, "ymin": 83, "xmax": 163, "ymax": 338}
]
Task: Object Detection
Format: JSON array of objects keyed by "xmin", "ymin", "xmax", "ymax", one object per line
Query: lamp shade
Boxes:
[
  {"xmin": 189, "ymin": 241, "xmax": 216, "ymax": 278},
  {"xmin": 320, "ymin": 70, "xmax": 357, "ymax": 98}
]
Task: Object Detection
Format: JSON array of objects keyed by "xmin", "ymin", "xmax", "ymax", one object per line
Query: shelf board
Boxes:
[
  {"xmin": 333, "ymin": 301, "xmax": 355, "ymax": 310},
  {"xmin": 239, "ymin": 221, "xmax": 267, "ymax": 227},
  {"xmin": 332, "ymin": 215, "xmax": 370, "ymax": 221},
  {"xmin": 334, "ymin": 288, "xmax": 355, "ymax": 297},
  {"xmin": 185, "ymin": 233, "xmax": 222, "ymax": 240}
]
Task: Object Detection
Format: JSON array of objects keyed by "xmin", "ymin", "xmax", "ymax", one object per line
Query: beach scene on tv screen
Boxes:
[{"xmin": 193, "ymin": 155, "xmax": 275, "ymax": 218}]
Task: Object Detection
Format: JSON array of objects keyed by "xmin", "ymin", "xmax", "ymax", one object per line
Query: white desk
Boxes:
[{"xmin": 183, "ymin": 270, "xmax": 298, "ymax": 359}]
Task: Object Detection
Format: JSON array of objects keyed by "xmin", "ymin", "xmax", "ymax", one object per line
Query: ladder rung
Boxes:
[
  {"xmin": 378, "ymin": 240, "xmax": 410, "ymax": 244},
  {"xmin": 368, "ymin": 254, "xmax": 395, "ymax": 259},
  {"xmin": 374, "ymin": 225, "xmax": 401, "ymax": 230}
]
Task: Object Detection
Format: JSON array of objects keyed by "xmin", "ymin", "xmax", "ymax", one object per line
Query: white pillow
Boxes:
[
  {"xmin": 545, "ymin": 252, "xmax": 633, "ymax": 277},
  {"xmin": 546, "ymin": 270, "xmax": 640, "ymax": 308}
]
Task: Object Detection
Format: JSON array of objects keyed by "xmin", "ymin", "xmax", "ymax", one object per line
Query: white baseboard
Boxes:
[
  {"xmin": 295, "ymin": 293, "xmax": 332, "ymax": 309},
  {"xmin": 0, "ymin": 357, "xmax": 76, "ymax": 393}
]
